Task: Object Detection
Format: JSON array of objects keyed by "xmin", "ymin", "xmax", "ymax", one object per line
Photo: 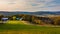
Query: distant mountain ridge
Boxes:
[{"xmin": 0, "ymin": 11, "xmax": 60, "ymax": 16}]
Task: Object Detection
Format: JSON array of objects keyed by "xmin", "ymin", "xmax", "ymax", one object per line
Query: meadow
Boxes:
[{"xmin": 0, "ymin": 20, "xmax": 60, "ymax": 34}]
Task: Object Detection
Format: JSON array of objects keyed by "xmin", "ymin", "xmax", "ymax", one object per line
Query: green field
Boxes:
[{"xmin": 0, "ymin": 21, "xmax": 60, "ymax": 34}]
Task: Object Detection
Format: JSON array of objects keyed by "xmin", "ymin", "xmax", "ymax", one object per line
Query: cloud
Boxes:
[
  {"xmin": 0, "ymin": 0, "xmax": 60, "ymax": 12},
  {"xmin": 26, "ymin": 0, "xmax": 60, "ymax": 11}
]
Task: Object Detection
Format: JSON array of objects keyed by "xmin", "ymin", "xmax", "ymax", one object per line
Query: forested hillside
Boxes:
[{"xmin": 0, "ymin": 14, "xmax": 60, "ymax": 25}]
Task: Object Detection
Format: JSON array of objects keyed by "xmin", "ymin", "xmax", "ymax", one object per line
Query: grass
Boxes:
[
  {"xmin": 0, "ymin": 20, "xmax": 60, "ymax": 34},
  {"xmin": 6, "ymin": 20, "xmax": 26, "ymax": 24}
]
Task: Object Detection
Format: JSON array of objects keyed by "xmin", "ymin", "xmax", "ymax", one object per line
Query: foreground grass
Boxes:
[
  {"xmin": 0, "ymin": 24, "xmax": 60, "ymax": 34},
  {"xmin": 0, "ymin": 20, "xmax": 60, "ymax": 34}
]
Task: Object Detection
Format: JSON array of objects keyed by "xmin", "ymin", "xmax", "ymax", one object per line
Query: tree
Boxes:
[
  {"xmin": 54, "ymin": 17, "xmax": 60, "ymax": 25},
  {"xmin": 12, "ymin": 16, "xmax": 16, "ymax": 20},
  {"xmin": 0, "ymin": 14, "xmax": 4, "ymax": 21}
]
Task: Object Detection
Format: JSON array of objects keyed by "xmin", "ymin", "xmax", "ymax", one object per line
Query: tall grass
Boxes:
[
  {"xmin": 0, "ymin": 24, "xmax": 60, "ymax": 34},
  {"xmin": 0, "ymin": 20, "xmax": 60, "ymax": 34}
]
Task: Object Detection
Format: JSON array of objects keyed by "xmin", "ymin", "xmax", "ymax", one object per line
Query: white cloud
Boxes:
[{"xmin": 0, "ymin": 0, "xmax": 60, "ymax": 12}]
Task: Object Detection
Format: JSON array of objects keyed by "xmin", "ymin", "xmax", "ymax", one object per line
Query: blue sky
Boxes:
[{"xmin": 0, "ymin": 0, "xmax": 60, "ymax": 12}]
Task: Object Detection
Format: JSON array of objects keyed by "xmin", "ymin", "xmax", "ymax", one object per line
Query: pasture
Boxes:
[{"xmin": 0, "ymin": 20, "xmax": 60, "ymax": 34}]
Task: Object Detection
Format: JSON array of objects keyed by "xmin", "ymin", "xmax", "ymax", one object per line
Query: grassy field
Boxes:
[
  {"xmin": 6, "ymin": 20, "xmax": 26, "ymax": 24},
  {"xmin": 0, "ymin": 20, "xmax": 60, "ymax": 34}
]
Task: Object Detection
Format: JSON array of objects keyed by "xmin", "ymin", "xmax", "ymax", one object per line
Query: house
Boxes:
[
  {"xmin": 1, "ymin": 18, "xmax": 8, "ymax": 23},
  {"xmin": 2, "ymin": 18, "xmax": 8, "ymax": 21}
]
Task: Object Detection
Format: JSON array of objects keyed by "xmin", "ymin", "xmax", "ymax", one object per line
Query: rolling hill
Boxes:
[{"xmin": 0, "ymin": 11, "xmax": 60, "ymax": 16}]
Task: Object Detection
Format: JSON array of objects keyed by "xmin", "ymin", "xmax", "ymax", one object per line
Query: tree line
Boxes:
[{"xmin": 0, "ymin": 14, "xmax": 60, "ymax": 25}]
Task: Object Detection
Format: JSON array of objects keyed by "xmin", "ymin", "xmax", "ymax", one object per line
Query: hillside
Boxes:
[
  {"xmin": 0, "ymin": 11, "xmax": 60, "ymax": 25},
  {"xmin": 0, "ymin": 11, "xmax": 60, "ymax": 16}
]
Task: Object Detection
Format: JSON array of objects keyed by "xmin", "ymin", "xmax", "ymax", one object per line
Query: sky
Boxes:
[{"xmin": 0, "ymin": 0, "xmax": 60, "ymax": 12}]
